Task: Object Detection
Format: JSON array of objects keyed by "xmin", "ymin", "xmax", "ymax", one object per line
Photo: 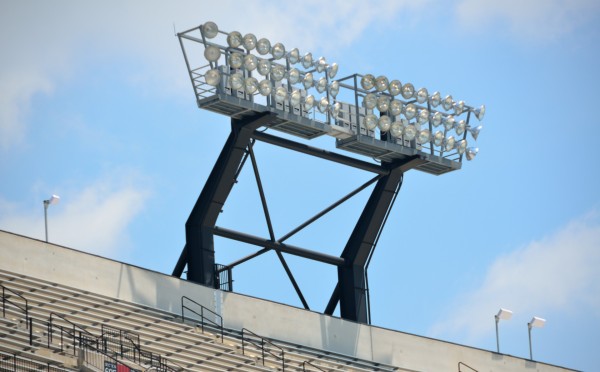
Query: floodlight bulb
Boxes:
[
  {"xmin": 444, "ymin": 115, "xmax": 455, "ymax": 131},
  {"xmin": 304, "ymin": 95, "xmax": 315, "ymax": 110},
  {"xmin": 331, "ymin": 102, "xmax": 341, "ymax": 117},
  {"xmin": 361, "ymin": 74, "xmax": 375, "ymax": 91},
  {"xmin": 466, "ymin": 147, "xmax": 479, "ymax": 160},
  {"xmin": 468, "ymin": 125, "xmax": 483, "ymax": 140},
  {"xmin": 417, "ymin": 109, "xmax": 429, "ymax": 125},
  {"xmin": 389, "ymin": 80, "xmax": 402, "ymax": 96},
  {"xmin": 258, "ymin": 79, "xmax": 272, "ymax": 96},
  {"xmin": 243, "ymin": 54, "xmax": 258, "ymax": 71},
  {"xmin": 243, "ymin": 33, "xmax": 257, "ymax": 50},
  {"xmin": 429, "ymin": 91, "xmax": 441, "ymax": 107},
  {"xmin": 329, "ymin": 81, "xmax": 340, "ymax": 97},
  {"xmin": 290, "ymin": 89, "xmax": 302, "ymax": 107},
  {"xmin": 497, "ymin": 308, "xmax": 513, "ymax": 320},
  {"xmin": 288, "ymin": 48, "xmax": 300, "ymax": 64},
  {"xmin": 316, "ymin": 57, "xmax": 327, "ymax": 73},
  {"xmin": 48, "ymin": 195, "xmax": 60, "ymax": 205},
  {"xmin": 455, "ymin": 119, "xmax": 466, "ymax": 136},
  {"xmin": 442, "ymin": 95, "xmax": 454, "ymax": 111},
  {"xmin": 389, "ymin": 100, "xmax": 403, "ymax": 116},
  {"xmin": 271, "ymin": 64, "xmax": 285, "ymax": 81},
  {"xmin": 303, "ymin": 73, "xmax": 314, "ymax": 89},
  {"xmin": 274, "ymin": 86, "xmax": 287, "ymax": 104},
  {"xmin": 272, "ymin": 43, "xmax": 286, "ymax": 59},
  {"xmin": 318, "ymin": 97, "xmax": 329, "ymax": 113},
  {"xmin": 245, "ymin": 77, "xmax": 259, "ymax": 94},
  {"xmin": 257, "ymin": 58, "xmax": 271, "ymax": 76},
  {"xmin": 375, "ymin": 76, "xmax": 389, "ymax": 93},
  {"xmin": 433, "ymin": 130, "xmax": 444, "ymax": 146},
  {"xmin": 390, "ymin": 120, "xmax": 404, "ymax": 138},
  {"xmin": 288, "ymin": 68, "xmax": 300, "ymax": 84},
  {"xmin": 363, "ymin": 93, "xmax": 377, "ymax": 110},
  {"xmin": 256, "ymin": 38, "xmax": 271, "ymax": 55},
  {"xmin": 204, "ymin": 46, "xmax": 221, "ymax": 62},
  {"xmin": 316, "ymin": 77, "xmax": 328, "ymax": 93},
  {"xmin": 454, "ymin": 100, "xmax": 465, "ymax": 116},
  {"xmin": 204, "ymin": 69, "xmax": 221, "ymax": 86},
  {"xmin": 302, "ymin": 52, "xmax": 313, "ymax": 69},
  {"xmin": 377, "ymin": 96, "xmax": 390, "ymax": 112},
  {"xmin": 456, "ymin": 139, "xmax": 468, "ymax": 154},
  {"xmin": 229, "ymin": 52, "xmax": 243, "ymax": 69},
  {"xmin": 327, "ymin": 63, "xmax": 339, "ymax": 79},
  {"xmin": 378, "ymin": 115, "xmax": 392, "ymax": 132},
  {"xmin": 401, "ymin": 83, "xmax": 415, "ymax": 100},
  {"xmin": 227, "ymin": 31, "xmax": 242, "ymax": 48},
  {"xmin": 431, "ymin": 112, "xmax": 443, "ymax": 127},
  {"xmin": 202, "ymin": 22, "xmax": 218, "ymax": 39},
  {"xmin": 404, "ymin": 103, "xmax": 417, "ymax": 120},
  {"xmin": 444, "ymin": 136, "xmax": 456, "ymax": 151},
  {"xmin": 404, "ymin": 124, "xmax": 417, "ymax": 141},
  {"xmin": 364, "ymin": 114, "xmax": 378, "ymax": 130},
  {"xmin": 417, "ymin": 129, "xmax": 431, "ymax": 144},
  {"xmin": 230, "ymin": 72, "xmax": 244, "ymax": 90},
  {"xmin": 475, "ymin": 104, "xmax": 486, "ymax": 121},
  {"xmin": 416, "ymin": 88, "xmax": 428, "ymax": 104}
]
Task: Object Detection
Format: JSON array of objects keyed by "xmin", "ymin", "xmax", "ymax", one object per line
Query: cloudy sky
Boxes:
[{"xmin": 1, "ymin": 1, "xmax": 599, "ymax": 370}]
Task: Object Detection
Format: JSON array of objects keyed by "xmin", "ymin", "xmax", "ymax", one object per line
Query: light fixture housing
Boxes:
[{"xmin": 529, "ymin": 317, "xmax": 546, "ymax": 328}]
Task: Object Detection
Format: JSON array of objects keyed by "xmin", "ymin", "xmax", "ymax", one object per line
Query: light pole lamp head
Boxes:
[
  {"xmin": 44, "ymin": 195, "xmax": 61, "ymax": 207},
  {"xmin": 528, "ymin": 316, "xmax": 546, "ymax": 329},
  {"xmin": 496, "ymin": 308, "xmax": 513, "ymax": 322}
]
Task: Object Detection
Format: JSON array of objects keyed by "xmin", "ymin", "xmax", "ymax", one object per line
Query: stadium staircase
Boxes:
[{"xmin": 0, "ymin": 268, "xmax": 400, "ymax": 372}]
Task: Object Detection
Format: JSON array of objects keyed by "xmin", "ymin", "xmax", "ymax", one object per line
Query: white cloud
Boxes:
[
  {"xmin": 429, "ymin": 210, "xmax": 600, "ymax": 342},
  {"xmin": 0, "ymin": 173, "xmax": 150, "ymax": 258},
  {"xmin": 455, "ymin": 0, "xmax": 600, "ymax": 42}
]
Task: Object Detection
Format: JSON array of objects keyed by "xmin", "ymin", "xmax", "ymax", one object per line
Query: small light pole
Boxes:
[
  {"xmin": 528, "ymin": 316, "xmax": 546, "ymax": 360},
  {"xmin": 495, "ymin": 308, "xmax": 513, "ymax": 353},
  {"xmin": 43, "ymin": 195, "xmax": 60, "ymax": 242}
]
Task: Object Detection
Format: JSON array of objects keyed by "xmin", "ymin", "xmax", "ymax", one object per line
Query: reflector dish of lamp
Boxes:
[
  {"xmin": 272, "ymin": 43, "xmax": 286, "ymax": 59},
  {"xmin": 316, "ymin": 77, "xmax": 327, "ymax": 93},
  {"xmin": 229, "ymin": 52, "xmax": 243, "ymax": 69},
  {"xmin": 417, "ymin": 109, "xmax": 429, "ymax": 125},
  {"xmin": 204, "ymin": 69, "xmax": 221, "ymax": 86},
  {"xmin": 244, "ymin": 54, "xmax": 258, "ymax": 71},
  {"xmin": 243, "ymin": 33, "xmax": 257, "ymax": 50},
  {"xmin": 230, "ymin": 72, "xmax": 244, "ymax": 90},
  {"xmin": 390, "ymin": 120, "xmax": 404, "ymax": 138},
  {"xmin": 378, "ymin": 115, "xmax": 392, "ymax": 132},
  {"xmin": 288, "ymin": 68, "xmax": 300, "ymax": 84},
  {"xmin": 258, "ymin": 79, "xmax": 272, "ymax": 96},
  {"xmin": 305, "ymin": 95, "xmax": 315, "ymax": 110},
  {"xmin": 303, "ymin": 72, "xmax": 314, "ymax": 89},
  {"xmin": 404, "ymin": 124, "xmax": 417, "ymax": 141},
  {"xmin": 316, "ymin": 57, "xmax": 328, "ymax": 73},
  {"xmin": 361, "ymin": 74, "xmax": 375, "ymax": 91},
  {"xmin": 331, "ymin": 102, "xmax": 342, "ymax": 117},
  {"xmin": 329, "ymin": 81, "xmax": 340, "ymax": 97},
  {"xmin": 433, "ymin": 130, "xmax": 444, "ymax": 146},
  {"xmin": 457, "ymin": 139, "xmax": 468, "ymax": 154},
  {"xmin": 204, "ymin": 45, "xmax": 221, "ymax": 62},
  {"xmin": 429, "ymin": 91, "xmax": 441, "ymax": 107},
  {"xmin": 318, "ymin": 97, "xmax": 329, "ymax": 113},
  {"xmin": 271, "ymin": 65, "xmax": 285, "ymax": 81},
  {"xmin": 377, "ymin": 96, "xmax": 390, "ymax": 112},
  {"xmin": 364, "ymin": 114, "xmax": 378, "ymax": 130},
  {"xmin": 202, "ymin": 21, "xmax": 218, "ymax": 38},
  {"xmin": 327, "ymin": 63, "xmax": 339, "ymax": 79},
  {"xmin": 444, "ymin": 136, "xmax": 456, "ymax": 151},
  {"xmin": 417, "ymin": 129, "xmax": 431, "ymax": 144},
  {"xmin": 245, "ymin": 77, "xmax": 259, "ymax": 94},
  {"xmin": 401, "ymin": 83, "xmax": 415, "ymax": 100},
  {"xmin": 389, "ymin": 100, "xmax": 403, "ymax": 116},
  {"xmin": 442, "ymin": 95, "xmax": 454, "ymax": 111},
  {"xmin": 431, "ymin": 112, "xmax": 443, "ymax": 127},
  {"xmin": 454, "ymin": 100, "xmax": 465, "ymax": 116},
  {"xmin": 288, "ymin": 48, "xmax": 300, "ymax": 64},
  {"xmin": 443, "ymin": 115, "xmax": 455, "ymax": 131},
  {"xmin": 468, "ymin": 125, "xmax": 483, "ymax": 140},
  {"xmin": 363, "ymin": 93, "xmax": 377, "ymax": 110},
  {"xmin": 375, "ymin": 76, "xmax": 389, "ymax": 92},
  {"xmin": 302, "ymin": 52, "xmax": 313, "ymax": 69},
  {"xmin": 466, "ymin": 147, "xmax": 479, "ymax": 160},
  {"xmin": 416, "ymin": 87, "xmax": 428, "ymax": 104},
  {"xmin": 474, "ymin": 104, "xmax": 486, "ymax": 120},
  {"xmin": 257, "ymin": 58, "xmax": 271, "ymax": 76},
  {"xmin": 389, "ymin": 80, "xmax": 402, "ymax": 96},
  {"xmin": 404, "ymin": 103, "xmax": 417, "ymax": 120},
  {"xmin": 227, "ymin": 31, "xmax": 242, "ymax": 48},
  {"xmin": 290, "ymin": 89, "xmax": 302, "ymax": 107},
  {"xmin": 256, "ymin": 38, "xmax": 271, "ymax": 55},
  {"xmin": 274, "ymin": 86, "xmax": 287, "ymax": 103},
  {"xmin": 455, "ymin": 119, "xmax": 467, "ymax": 136},
  {"xmin": 496, "ymin": 308, "xmax": 513, "ymax": 321}
]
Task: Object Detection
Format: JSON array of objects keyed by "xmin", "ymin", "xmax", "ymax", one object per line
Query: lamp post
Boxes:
[
  {"xmin": 495, "ymin": 308, "xmax": 513, "ymax": 353},
  {"xmin": 43, "ymin": 195, "xmax": 60, "ymax": 242},
  {"xmin": 528, "ymin": 316, "xmax": 546, "ymax": 360}
]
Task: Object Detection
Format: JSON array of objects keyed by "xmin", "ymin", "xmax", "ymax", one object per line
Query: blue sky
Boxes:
[{"xmin": 1, "ymin": 1, "xmax": 599, "ymax": 370}]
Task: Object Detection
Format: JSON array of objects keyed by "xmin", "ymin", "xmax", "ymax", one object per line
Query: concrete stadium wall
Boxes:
[{"xmin": 0, "ymin": 230, "xmax": 576, "ymax": 372}]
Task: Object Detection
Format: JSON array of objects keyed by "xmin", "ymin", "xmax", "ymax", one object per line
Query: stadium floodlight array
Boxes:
[{"xmin": 178, "ymin": 21, "xmax": 486, "ymax": 175}]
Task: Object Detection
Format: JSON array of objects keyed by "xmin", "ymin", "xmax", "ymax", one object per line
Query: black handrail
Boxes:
[
  {"xmin": 181, "ymin": 295, "xmax": 224, "ymax": 342},
  {"xmin": 242, "ymin": 328, "xmax": 285, "ymax": 371},
  {"xmin": 0, "ymin": 350, "xmax": 71, "ymax": 372},
  {"xmin": 302, "ymin": 360, "xmax": 327, "ymax": 372},
  {"xmin": 1, "ymin": 283, "xmax": 29, "ymax": 327},
  {"xmin": 48, "ymin": 312, "xmax": 97, "ymax": 355},
  {"xmin": 458, "ymin": 361, "xmax": 479, "ymax": 372}
]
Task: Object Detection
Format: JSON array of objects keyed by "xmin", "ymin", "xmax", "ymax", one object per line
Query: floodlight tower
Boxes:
[{"xmin": 173, "ymin": 21, "xmax": 486, "ymax": 324}]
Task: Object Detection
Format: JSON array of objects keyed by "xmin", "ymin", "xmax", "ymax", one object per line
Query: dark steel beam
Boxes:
[
  {"xmin": 212, "ymin": 226, "xmax": 345, "ymax": 266},
  {"xmin": 252, "ymin": 131, "xmax": 388, "ymax": 175}
]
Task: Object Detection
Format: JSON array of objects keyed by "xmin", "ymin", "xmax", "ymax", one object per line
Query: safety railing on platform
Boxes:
[
  {"xmin": 242, "ymin": 328, "xmax": 285, "ymax": 371},
  {"xmin": 1, "ymin": 283, "xmax": 29, "ymax": 327},
  {"xmin": 181, "ymin": 295, "xmax": 224, "ymax": 342}
]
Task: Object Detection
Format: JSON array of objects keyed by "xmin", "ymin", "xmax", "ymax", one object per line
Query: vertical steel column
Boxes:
[{"xmin": 181, "ymin": 112, "xmax": 275, "ymax": 286}]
